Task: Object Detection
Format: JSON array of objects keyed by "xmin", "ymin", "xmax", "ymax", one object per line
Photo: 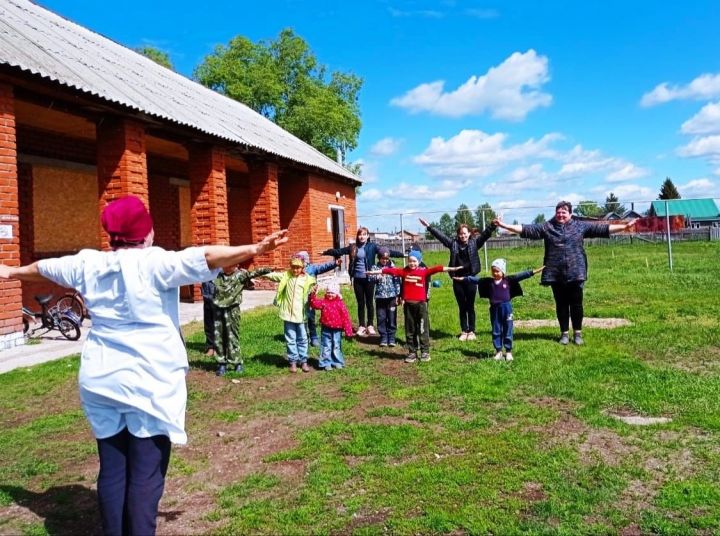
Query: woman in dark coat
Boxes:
[
  {"xmin": 322, "ymin": 227, "xmax": 403, "ymax": 336},
  {"xmin": 419, "ymin": 218, "xmax": 496, "ymax": 340},
  {"xmin": 494, "ymin": 200, "xmax": 635, "ymax": 345}
]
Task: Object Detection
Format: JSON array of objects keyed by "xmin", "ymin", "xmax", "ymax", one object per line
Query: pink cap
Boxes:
[{"xmin": 101, "ymin": 196, "xmax": 153, "ymax": 244}]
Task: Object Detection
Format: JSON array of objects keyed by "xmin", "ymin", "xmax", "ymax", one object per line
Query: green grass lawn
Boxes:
[{"xmin": 1, "ymin": 241, "xmax": 720, "ymax": 535}]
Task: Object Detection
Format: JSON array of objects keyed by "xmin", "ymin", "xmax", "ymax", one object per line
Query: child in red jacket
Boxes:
[
  {"xmin": 309, "ymin": 280, "xmax": 354, "ymax": 370},
  {"xmin": 368, "ymin": 250, "xmax": 459, "ymax": 363}
]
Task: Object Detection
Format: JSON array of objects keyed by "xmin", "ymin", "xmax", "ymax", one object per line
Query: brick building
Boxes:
[{"xmin": 0, "ymin": 0, "xmax": 360, "ymax": 350}]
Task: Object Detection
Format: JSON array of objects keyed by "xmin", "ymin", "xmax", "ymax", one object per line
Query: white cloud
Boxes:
[
  {"xmin": 678, "ymin": 178, "xmax": 720, "ymax": 198},
  {"xmin": 389, "ymin": 7, "xmax": 444, "ymax": 18},
  {"xmin": 606, "ymin": 163, "xmax": 650, "ymax": 182},
  {"xmin": 359, "ymin": 188, "xmax": 383, "ymax": 201},
  {"xmin": 609, "ymin": 183, "xmax": 655, "ymax": 200},
  {"xmin": 677, "ymin": 135, "xmax": 720, "ymax": 159},
  {"xmin": 390, "ymin": 50, "xmax": 552, "ymax": 120},
  {"xmin": 353, "ymin": 159, "xmax": 379, "ymax": 183},
  {"xmin": 370, "ymin": 137, "xmax": 402, "ymax": 157},
  {"xmin": 641, "ymin": 73, "xmax": 720, "ymax": 107},
  {"xmin": 681, "ymin": 102, "xmax": 720, "ymax": 135},
  {"xmin": 414, "ymin": 129, "xmax": 562, "ymax": 177},
  {"xmin": 386, "ymin": 182, "xmax": 457, "ymax": 200},
  {"xmin": 465, "ymin": 8, "xmax": 499, "ymax": 19}
]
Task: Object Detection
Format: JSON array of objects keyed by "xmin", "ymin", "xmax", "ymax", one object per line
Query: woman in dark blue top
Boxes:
[
  {"xmin": 322, "ymin": 227, "xmax": 403, "ymax": 336},
  {"xmin": 495, "ymin": 201, "xmax": 635, "ymax": 346}
]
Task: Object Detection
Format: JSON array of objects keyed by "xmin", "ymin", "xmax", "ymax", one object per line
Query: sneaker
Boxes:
[
  {"xmin": 505, "ymin": 352, "xmax": 513, "ymax": 362},
  {"xmin": 493, "ymin": 351, "xmax": 504, "ymax": 361},
  {"xmin": 420, "ymin": 353, "xmax": 431, "ymax": 362},
  {"xmin": 310, "ymin": 337, "xmax": 320, "ymax": 348},
  {"xmin": 356, "ymin": 326, "xmax": 367, "ymax": 337},
  {"xmin": 559, "ymin": 333, "xmax": 570, "ymax": 345},
  {"xmin": 323, "ymin": 365, "xmax": 332, "ymax": 371},
  {"xmin": 388, "ymin": 340, "xmax": 396, "ymax": 347},
  {"xmin": 379, "ymin": 341, "xmax": 388, "ymax": 347},
  {"xmin": 215, "ymin": 364, "xmax": 227, "ymax": 376},
  {"xmin": 405, "ymin": 353, "xmax": 418, "ymax": 363},
  {"xmin": 367, "ymin": 326, "xmax": 376, "ymax": 335},
  {"xmin": 289, "ymin": 362, "xmax": 298, "ymax": 373},
  {"xmin": 301, "ymin": 362, "xmax": 311, "ymax": 373},
  {"xmin": 333, "ymin": 364, "xmax": 344, "ymax": 370},
  {"xmin": 466, "ymin": 332, "xmax": 477, "ymax": 341},
  {"xmin": 573, "ymin": 332, "xmax": 584, "ymax": 345},
  {"xmin": 234, "ymin": 363, "xmax": 245, "ymax": 374},
  {"xmin": 458, "ymin": 332, "xmax": 468, "ymax": 341}
]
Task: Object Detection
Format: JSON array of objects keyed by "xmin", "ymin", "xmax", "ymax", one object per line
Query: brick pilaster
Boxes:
[
  {"xmin": 0, "ymin": 83, "xmax": 24, "ymax": 347},
  {"xmin": 189, "ymin": 144, "xmax": 228, "ymax": 301},
  {"xmin": 96, "ymin": 117, "xmax": 148, "ymax": 250},
  {"xmin": 249, "ymin": 162, "xmax": 282, "ymax": 267}
]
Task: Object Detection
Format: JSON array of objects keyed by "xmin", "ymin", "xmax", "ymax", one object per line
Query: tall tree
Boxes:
[
  {"xmin": 658, "ymin": 177, "xmax": 681, "ymax": 199},
  {"xmin": 603, "ymin": 193, "xmax": 626, "ymax": 215},
  {"xmin": 426, "ymin": 213, "xmax": 455, "ymax": 238},
  {"xmin": 454, "ymin": 204, "xmax": 474, "ymax": 229},
  {"xmin": 573, "ymin": 200, "xmax": 604, "ymax": 218},
  {"xmin": 136, "ymin": 46, "xmax": 173, "ymax": 70},
  {"xmin": 194, "ymin": 29, "xmax": 362, "ymax": 161},
  {"xmin": 474, "ymin": 203, "xmax": 497, "ymax": 229},
  {"xmin": 532, "ymin": 213, "xmax": 546, "ymax": 224}
]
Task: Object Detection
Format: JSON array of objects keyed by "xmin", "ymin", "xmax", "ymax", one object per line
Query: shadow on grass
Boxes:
[
  {"xmin": 253, "ymin": 352, "xmax": 291, "ymax": 369},
  {"xmin": 1, "ymin": 484, "xmax": 101, "ymax": 535}
]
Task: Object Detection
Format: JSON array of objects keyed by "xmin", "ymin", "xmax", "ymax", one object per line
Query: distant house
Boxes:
[
  {"xmin": 649, "ymin": 199, "xmax": 720, "ymax": 228},
  {"xmin": 623, "ymin": 209, "xmax": 644, "ymax": 220}
]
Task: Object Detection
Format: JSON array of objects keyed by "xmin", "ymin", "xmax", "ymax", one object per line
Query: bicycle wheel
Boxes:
[
  {"xmin": 56, "ymin": 293, "xmax": 85, "ymax": 323},
  {"xmin": 57, "ymin": 315, "xmax": 81, "ymax": 341}
]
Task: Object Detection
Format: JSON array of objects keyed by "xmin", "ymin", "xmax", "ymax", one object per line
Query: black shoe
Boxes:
[
  {"xmin": 310, "ymin": 338, "xmax": 320, "ymax": 348},
  {"xmin": 235, "ymin": 364, "xmax": 245, "ymax": 374},
  {"xmin": 215, "ymin": 364, "xmax": 227, "ymax": 377}
]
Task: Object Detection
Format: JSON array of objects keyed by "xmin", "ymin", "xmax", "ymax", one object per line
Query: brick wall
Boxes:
[
  {"xmin": 249, "ymin": 162, "xmax": 283, "ymax": 267},
  {"xmin": 0, "ymin": 83, "xmax": 24, "ymax": 347},
  {"xmin": 148, "ymin": 174, "xmax": 180, "ymax": 250}
]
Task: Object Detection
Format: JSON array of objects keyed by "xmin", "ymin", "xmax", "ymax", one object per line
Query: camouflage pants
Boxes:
[{"xmin": 214, "ymin": 306, "xmax": 242, "ymax": 365}]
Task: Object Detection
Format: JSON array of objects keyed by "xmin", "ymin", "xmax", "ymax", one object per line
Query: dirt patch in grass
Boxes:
[{"xmin": 515, "ymin": 318, "xmax": 632, "ymax": 329}]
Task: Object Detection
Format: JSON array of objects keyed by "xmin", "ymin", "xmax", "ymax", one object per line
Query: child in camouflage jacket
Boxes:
[{"xmin": 211, "ymin": 265, "xmax": 272, "ymax": 376}]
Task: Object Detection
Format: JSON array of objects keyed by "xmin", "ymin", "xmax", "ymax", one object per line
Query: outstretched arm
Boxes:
[
  {"xmin": 493, "ymin": 218, "xmax": 522, "ymax": 234},
  {"xmin": 608, "ymin": 219, "xmax": 637, "ymax": 234},
  {"xmin": 0, "ymin": 261, "xmax": 47, "ymax": 282},
  {"xmin": 205, "ymin": 229, "xmax": 289, "ymax": 270}
]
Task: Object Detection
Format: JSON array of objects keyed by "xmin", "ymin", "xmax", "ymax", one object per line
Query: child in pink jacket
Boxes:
[{"xmin": 309, "ymin": 280, "xmax": 354, "ymax": 370}]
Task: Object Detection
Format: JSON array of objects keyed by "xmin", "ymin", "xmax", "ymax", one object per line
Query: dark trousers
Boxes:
[
  {"xmin": 550, "ymin": 281, "xmax": 584, "ymax": 332},
  {"xmin": 306, "ymin": 305, "xmax": 318, "ymax": 342},
  {"xmin": 96, "ymin": 428, "xmax": 171, "ymax": 536},
  {"xmin": 353, "ymin": 278, "xmax": 376, "ymax": 327},
  {"xmin": 489, "ymin": 301, "xmax": 514, "ymax": 351},
  {"xmin": 203, "ymin": 297, "xmax": 215, "ymax": 351},
  {"xmin": 453, "ymin": 278, "xmax": 477, "ymax": 333},
  {"xmin": 375, "ymin": 297, "xmax": 398, "ymax": 344},
  {"xmin": 404, "ymin": 301, "xmax": 430, "ymax": 354}
]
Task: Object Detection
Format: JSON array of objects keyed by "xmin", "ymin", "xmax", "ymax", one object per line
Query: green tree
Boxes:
[
  {"xmin": 532, "ymin": 213, "xmax": 546, "ymax": 224},
  {"xmin": 474, "ymin": 203, "xmax": 497, "ymax": 229},
  {"xmin": 194, "ymin": 28, "xmax": 362, "ymax": 161},
  {"xmin": 136, "ymin": 46, "xmax": 173, "ymax": 70},
  {"xmin": 603, "ymin": 192, "xmax": 626, "ymax": 215},
  {"xmin": 426, "ymin": 213, "xmax": 455, "ymax": 238},
  {"xmin": 454, "ymin": 204, "xmax": 474, "ymax": 229},
  {"xmin": 573, "ymin": 200, "xmax": 604, "ymax": 218},
  {"xmin": 658, "ymin": 177, "xmax": 681, "ymax": 199}
]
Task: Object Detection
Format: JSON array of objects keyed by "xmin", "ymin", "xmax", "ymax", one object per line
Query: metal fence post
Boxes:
[
  {"xmin": 665, "ymin": 200, "xmax": 673, "ymax": 272},
  {"xmin": 482, "ymin": 210, "xmax": 489, "ymax": 272},
  {"xmin": 400, "ymin": 213, "xmax": 406, "ymax": 266}
]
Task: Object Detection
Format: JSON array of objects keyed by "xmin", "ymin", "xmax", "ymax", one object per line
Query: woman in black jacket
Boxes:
[
  {"xmin": 419, "ymin": 218, "xmax": 496, "ymax": 340},
  {"xmin": 322, "ymin": 227, "xmax": 403, "ymax": 336}
]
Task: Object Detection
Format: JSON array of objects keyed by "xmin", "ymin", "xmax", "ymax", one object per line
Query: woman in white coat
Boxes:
[{"xmin": 0, "ymin": 195, "xmax": 288, "ymax": 536}]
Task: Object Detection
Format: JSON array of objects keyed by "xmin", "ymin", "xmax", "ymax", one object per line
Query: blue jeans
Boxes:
[
  {"xmin": 306, "ymin": 305, "xmax": 318, "ymax": 342},
  {"xmin": 320, "ymin": 327, "xmax": 345, "ymax": 368},
  {"xmin": 375, "ymin": 297, "xmax": 397, "ymax": 344},
  {"xmin": 284, "ymin": 321, "xmax": 308, "ymax": 363},
  {"xmin": 489, "ymin": 301, "xmax": 514, "ymax": 351}
]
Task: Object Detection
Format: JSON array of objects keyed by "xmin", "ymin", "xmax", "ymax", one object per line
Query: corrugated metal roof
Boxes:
[
  {"xmin": 650, "ymin": 199, "xmax": 720, "ymax": 220},
  {"xmin": 0, "ymin": 0, "xmax": 360, "ymax": 183}
]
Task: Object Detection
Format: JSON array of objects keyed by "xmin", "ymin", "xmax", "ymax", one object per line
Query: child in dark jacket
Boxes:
[
  {"xmin": 455, "ymin": 259, "xmax": 543, "ymax": 361},
  {"xmin": 369, "ymin": 247, "xmax": 402, "ymax": 347},
  {"xmin": 309, "ymin": 280, "xmax": 354, "ymax": 370}
]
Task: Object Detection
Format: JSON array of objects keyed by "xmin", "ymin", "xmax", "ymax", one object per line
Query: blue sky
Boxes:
[{"xmin": 40, "ymin": 0, "xmax": 720, "ymax": 230}]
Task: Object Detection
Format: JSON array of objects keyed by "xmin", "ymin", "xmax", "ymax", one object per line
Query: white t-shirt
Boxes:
[{"xmin": 39, "ymin": 246, "xmax": 219, "ymax": 444}]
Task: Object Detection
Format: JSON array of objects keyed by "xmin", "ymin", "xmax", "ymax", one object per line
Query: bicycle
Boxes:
[
  {"xmin": 22, "ymin": 294, "xmax": 82, "ymax": 341},
  {"xmin": 55, "ymin": 290, "xmax": 88, "ymax": 324}
]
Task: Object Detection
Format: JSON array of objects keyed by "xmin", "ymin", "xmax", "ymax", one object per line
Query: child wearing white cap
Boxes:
[{"xmin": 455, "ymin": 258, "xmax": 543, "ymax": 361}]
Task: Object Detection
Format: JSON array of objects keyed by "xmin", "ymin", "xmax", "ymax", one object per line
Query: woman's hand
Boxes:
[
  {"xmin": 419, "ymin": 218, "xmax": 429, "ymax": 227},
  {"xmin": 451, "ymin": 276, "xmax": 465, "ymax": 281},
  {"xmin": 443, "ymin": 266, "xmax": 462, "ymax": 272},
  {"xmin": 533, "ymin": 265, "xmax": 545, "ymax": 275}
]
